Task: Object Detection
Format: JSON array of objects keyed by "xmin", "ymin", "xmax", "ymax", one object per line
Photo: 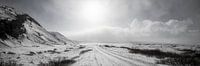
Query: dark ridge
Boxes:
[
  {"xmin": 0, "ymin": 5, "xmax": 43, "ymax": 40},
  {"xmin": 0, "ymin": 14, "xmax": 27, "ymax": 40},
  {"xmin": 0, "ymin": 13, "xmax": 43, "ymax": 40},
  {"xmin": 22, "ymin": 14, "xmax": 42, "ymax": 27},
  {"xmin": 0, "ymin": 5, "xmax": 14, "ymax": 10}
]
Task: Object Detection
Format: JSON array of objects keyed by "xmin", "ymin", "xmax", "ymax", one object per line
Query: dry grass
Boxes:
[
  {"xmin": 38, "ymin": 59, "xmax": 76, "ymax": 66},
  {"xmin": 103, "ymin": 45, "xmax": 200, "ymax": 66},
  {"xmin": 0, "ymin": 61, "xmax": 22, "ymax": 66}
]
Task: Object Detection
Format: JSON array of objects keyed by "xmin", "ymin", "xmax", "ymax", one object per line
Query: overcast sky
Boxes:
[{"xmin": 1, "ymin": 0, "xmax": 200, "ymax": 44}]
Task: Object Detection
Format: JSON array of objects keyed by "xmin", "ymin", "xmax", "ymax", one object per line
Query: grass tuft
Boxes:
[
  {"xmin": 103, "ymin": 45, "xmax": 200, "ymax": 66},
  {"xmin": 80, "ymin": 49, "xmax": 93, "ymax": 55},
  {"xmin": 0, "ymin": 61, "xmax": 22, "ymax": 66},
  {"xmin": 38, "ymin": 59, "xmax": 76, "ymax": 66}
]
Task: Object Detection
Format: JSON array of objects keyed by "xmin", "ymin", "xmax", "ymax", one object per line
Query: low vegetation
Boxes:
[
  {"xmin": 0, "ymin": 61, "xmax": 22, "ymax": 66},
  {"xmin": 120, "ymin": 47, "xmax": 180, "ymax": 59},
  {"xmin": 78, "ymin": 45, "xmax": 86, "ymax": 49},
  {"xmin": 44, "ymin": 49, "xmax": 61, "ymax": 54},
  {"xmin": 80, "ymin": 49, "xmax": 93, "ymax": 55},
  {"xmin": 24, "ymin": 51, "xmax": 36, "ymax": 56},
  {"xmin": 37, "ymin": 47, "xmax": 92, "ymax": 66},
  {"xmin": 103, "ymin": 45, "xmax": 200, "ymax": 66},
  {"xmin": 38, "ymin": 59, "xmax": 76, "ymax": 66},
  {"xmin": 7, "ymin": 51, "xmax": 16, "ymax": 54}
]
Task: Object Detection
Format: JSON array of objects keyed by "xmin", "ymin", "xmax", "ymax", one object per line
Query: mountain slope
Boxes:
[
  {"xmin": 49, "ymin": 32, "xmax": 75, "ymax": 45},
  {"xmin": 0, "ymin": 5, "xmax": 73, "ymax": 47}
]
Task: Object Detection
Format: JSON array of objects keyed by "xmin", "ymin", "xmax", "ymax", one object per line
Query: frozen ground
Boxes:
[
  {"xmin": 1, "ymin": 42, "xmax": 200, "ymax": 66},
  {"xmin": 72, "ymin": 43, "xmax": 200, "ymax": 66},
  {"xmin": 0, "ymin": 44, "xmax": 83, "ymax": 66},
  {"xmin": 72, "ymin": 44, "xmax": 158, "ymax": 66}
]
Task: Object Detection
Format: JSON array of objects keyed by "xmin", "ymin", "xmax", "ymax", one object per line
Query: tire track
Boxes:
[{"xmin": 95, "ymin": 46, "xmax": 157, "ymax": 66}]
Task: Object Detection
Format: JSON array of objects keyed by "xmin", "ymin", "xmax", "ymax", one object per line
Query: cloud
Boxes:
[
  {"xmin": 129, "ymin": 19, "xmax": 193, "ymax": 37},
  {"xmin": 68, "ymin": 19, "xmax": 200, "ymax": 44},
  {"xmin": 1, "ymin": 0, "xmax": 199, "ymax": 44}
]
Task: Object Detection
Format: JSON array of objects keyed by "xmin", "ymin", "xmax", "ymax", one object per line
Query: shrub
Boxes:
[
  {"xmin": 38, "ymin": 59, "xmax": 76, "ymax": 66},
  {"xmin": 7, "ymin": 52, "xmax": 16, "ymax": 54},
  {"xmin": 0, "ymin": 61, "xmax": 22, "ymax": 66},
  {"xmin": 80, "ymin": 49, "xmax": 92, "ymax": 55},
  {"xmin": 119, "ymin": 46, "xmax": 200, "ymax": 66}
]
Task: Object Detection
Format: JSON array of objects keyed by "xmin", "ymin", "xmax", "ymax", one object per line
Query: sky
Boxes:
[{"xmin": 0, "ymin": 0, "xmax": 200, "ymax": 44}]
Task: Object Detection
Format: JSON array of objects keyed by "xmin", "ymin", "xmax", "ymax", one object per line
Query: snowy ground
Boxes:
[
  {"xmin": 1, "ymin": 42, "xmax": 200, "ymax": 66},
  {"xmin": 72, "ymin": 43, "xmax": 200, "ymax": 66},
  {"xmin": 0, "ymin": 44, "xmax": 84, "ymax": 66},
  {"xmin": 72, "ymin": 44, "xmax": 158, "ymax": 66}
]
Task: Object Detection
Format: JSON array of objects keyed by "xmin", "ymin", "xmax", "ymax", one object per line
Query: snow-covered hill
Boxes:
[
  {"xmin": 49, "ymin": 32, "xmax": 76, "ymax": 45},
  {"xmin": 0, "ymin": 5, "xmax": 73, "ymax": 47}
]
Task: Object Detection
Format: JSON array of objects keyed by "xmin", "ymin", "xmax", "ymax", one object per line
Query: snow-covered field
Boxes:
[
  {"xmin": 96, "ymin": 42, "xmax": 200, "ymax": 66},
  {"xmin": 72, "ymin": 42, "xmax": 200, "ymax": 66},
  {"xmin": 0, "ymin": 44, "xmax": 79, "ymax": 66},
  {"xmin": 1, "ymin": 42, "xmax": 200, "ymax": 66}
]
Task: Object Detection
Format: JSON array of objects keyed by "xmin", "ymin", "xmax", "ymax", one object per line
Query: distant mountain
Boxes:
[
  {"xmin": 49, "ymin": 32, "xmax": 76, "ymax": 45},
  {"xmin": 0, "ymin": 5, "xmax": 74, "ymax": 47}
]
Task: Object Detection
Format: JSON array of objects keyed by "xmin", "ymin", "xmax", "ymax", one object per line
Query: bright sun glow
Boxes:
[{"xmin": 80, "ymin": 0, "xmax": 108, "ymax": 26}]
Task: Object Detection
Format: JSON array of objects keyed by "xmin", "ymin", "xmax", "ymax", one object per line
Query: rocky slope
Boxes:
[{"xmin": 0, "ymin": 5, "xmax": 73, "ymax": 47}]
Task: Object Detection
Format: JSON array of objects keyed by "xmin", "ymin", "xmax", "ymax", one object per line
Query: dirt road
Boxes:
[{"xmin": 71, "ymin": 45, "xmax": 157, "ymax": 66}]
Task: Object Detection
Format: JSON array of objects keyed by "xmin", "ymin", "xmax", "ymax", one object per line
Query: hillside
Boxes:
[{"xmin": 0, "ymin": 5, "xmax": 73, "ymax": 47}]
